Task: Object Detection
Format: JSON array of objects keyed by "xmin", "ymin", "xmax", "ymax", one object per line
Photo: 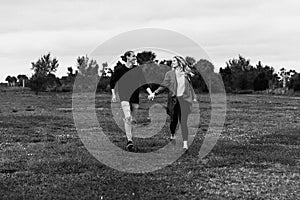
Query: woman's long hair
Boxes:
[{"xmin": 174, "ymin": 56, "xmax": 200, "ymax": 77}]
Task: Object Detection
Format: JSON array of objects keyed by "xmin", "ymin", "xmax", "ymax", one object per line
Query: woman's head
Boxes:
[
  {"xmin": 172, "ymin": 56, "xmax": 188, "ymax": 70},
  {"xmin": 172, "ymin": 56, "xmax": 196, "ymax": 76},
  {"xmin": 171, "ymin": 57, "xmax": 179, "ymax": 69}
]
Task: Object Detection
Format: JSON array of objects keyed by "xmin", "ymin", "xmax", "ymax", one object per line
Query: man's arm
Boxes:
[
  {"xmin": 138, "ymin": 67, "xmax": 154, "ymax": 96},
  {"xmin": 111, "ymin": 89, "xmax": 117, "ymax": 102},
  {"xmin": 110, "ymin": 68, "xmax": 122, "ymax": 102}
]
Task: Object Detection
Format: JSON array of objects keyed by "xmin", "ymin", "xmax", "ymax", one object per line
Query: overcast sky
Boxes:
[{"xmin": 1, "ymin": 0, "xmax": 300, "ymax": 82}]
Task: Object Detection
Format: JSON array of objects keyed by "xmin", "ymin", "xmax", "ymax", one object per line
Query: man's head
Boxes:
[{"xmin": 121, "ymin": 51, "xmax": 136, "ymax": 66}]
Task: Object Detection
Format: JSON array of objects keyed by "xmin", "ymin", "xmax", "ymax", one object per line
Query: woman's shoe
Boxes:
[
  {"xmin": 126, "ymin": 141, "xmax": 134, "ymax": 152},
  {"xmin": 183, "ymin": 141, "xmax": 188, "ymax": 150},
  {"xmin": 170, "ymin": 133, "xmax": 176, "ymax": 140}
]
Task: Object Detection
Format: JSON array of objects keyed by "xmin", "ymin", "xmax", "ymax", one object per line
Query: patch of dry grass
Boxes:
[{"xmin": 0, "ymin": 89, "xmax": 299, "ymax": 199}]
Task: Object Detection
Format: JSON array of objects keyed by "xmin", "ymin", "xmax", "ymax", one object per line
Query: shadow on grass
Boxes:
[
  {"xmin": 208, "ymin": 128, "xmax": 300, "ymax": 168},
  {"xmin": 249, "ymin": 128, "xmax": 300, "ymax": 146}
]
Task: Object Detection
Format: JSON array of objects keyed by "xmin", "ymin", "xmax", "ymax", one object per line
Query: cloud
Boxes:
[
  {"xmin": 0, "ymin": 0, "xmax": 265, "ymax": 32},
  {"xmin": 1, "ymin": 0, "xmax": 300, "ymax": 81}
]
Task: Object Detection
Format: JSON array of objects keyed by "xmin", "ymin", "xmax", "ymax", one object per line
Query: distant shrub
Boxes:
[
  {"xmin": 97, "ymin": 77, "xmax": 110, "ymax": 93},
  {"xmin": 290, "ymin": 73, "xmax": 300, "ymax": 91}
]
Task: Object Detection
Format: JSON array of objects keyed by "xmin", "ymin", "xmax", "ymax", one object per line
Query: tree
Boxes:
[
  {"xmin": 17, "ymin": 75, "xmax": 29, "ymax": 87},
  {"xmin": 256, "ymin": 61, "xmax": 263, "ymax": 72},
  {"xmin": 31, "ymin": 53, "xmax": 59, "ymax": 76},
  {"xmin": 253, "ymin": 72, "xmax": 268, "ymax": 91},
  {"xmin": 229, "ymin": 55, "xmax": 253, "ymax": 90},
  {"xmin": 261, "ymin": 65, "xmax": 278, "ymax": 89},
  {"xmin": 159, "ymin": 59, "xmax": 172, "ymax": 67},
  {"xmin": 219, "ymin": 56, "xmax": 295, "ymax": 93},
  {"xmin": 194, "ymin": 59, "xmax": 216, "ymax": 92},
  {"xmin": 136, "ymin": 51, "xmax": 156, "ymax": 65},
  {"xmin": 289, "ymin": 73, "xmax": 300, "ymax": 91},
  {"xmin": 5, "ymin": 76, "xmax": 12, "ymax": 86},
  {"xmin": 185, "ymin": 56, "xmax": 196, "ymax": 67},
  {"xmin": 279, "ymin": 68, "xmax": 288, "ymax": 88},
  {"xmin": 10, "ymin": 76, "xmax": 17, "ymax": 87},
  {"xmin": 30, "ymin": 52, "xmax": 59, "ymax": 94},
  {"xmin": 76, "ymin": 55, "xmax": 99, "ymax": 77},
  {"xmin": 67, "ymin": 67, "xmax": 73, "ymax": 76},
  {"xmin": 220, "ymin": 55, "xmax": 254, "ymax": 91},
  {"xmin": 279, "ymin": 68, "xmax": 296, "ymax": 88},
  {"xmin": 196, "ymin": 59, "xmax": 214, "ymax": 72},
  {"xmin": 96, "ymin": 62, "xmax": 112, "ymax": 92},
  {"xmin": 219, "ymin": 66, "xmax": 232, "ymax": 91},
  {"xmin": 113, "ymin": 61, "xmax": 124, "ymax": 72},
  {"xmin": 192, "ymin": 59, "xmax": 215, "ymax": 93},
  {"xmin": 100, "ymin": 62, "xmax": 112, "ymax": 77},
  {"xmin": 74, "ymin": 55, "xmax": 100, "ymax": 92}
]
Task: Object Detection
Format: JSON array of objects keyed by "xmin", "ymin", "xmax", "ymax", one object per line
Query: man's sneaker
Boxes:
[
  {"xmin": 126, "ymin": 141, "xmax": 134, "ymax": 152},
  {"xmin": 170, "ymin": 133, "xmax": 176, "ymax": 140}
]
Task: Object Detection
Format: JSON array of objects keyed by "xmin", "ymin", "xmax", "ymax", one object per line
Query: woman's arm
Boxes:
[
  {"xmin": 110, "ymin": 68, "xmax": 123, "ymax": 102},
  {"xmin": 186, "ymin": 75, "xmax": 197, "ymax": 101},
  {"xmin": 154, "ymin": 72, "xmax": 171, "ymax": 95}
]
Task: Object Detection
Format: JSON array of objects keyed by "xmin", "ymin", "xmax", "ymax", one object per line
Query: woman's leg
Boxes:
[
  {"xmin": 178, "ymin": 98, "xmax": 189, "ymax": 148},
  {"xmin": 170, "ymin": 100, "xmax": 180, "ymax": 137}
]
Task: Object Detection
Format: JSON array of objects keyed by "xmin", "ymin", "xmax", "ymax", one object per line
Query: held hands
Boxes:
[{"xmin": 148, "ymin": 92, "xmax": 155, "ymax": 101}]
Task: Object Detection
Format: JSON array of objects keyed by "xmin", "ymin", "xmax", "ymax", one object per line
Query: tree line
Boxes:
[
  {"xmin": 219, "ymin": 55, "xmax": 300, "ymax": 93},
  {"xmin": 4, "ymin": 52, "xmax": 300, "ymax": 94}
]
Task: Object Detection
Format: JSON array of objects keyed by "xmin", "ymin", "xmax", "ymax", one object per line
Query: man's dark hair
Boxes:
[{"xmin": 120, "ymin": 51, "xmax": 134, "ymax": 62}]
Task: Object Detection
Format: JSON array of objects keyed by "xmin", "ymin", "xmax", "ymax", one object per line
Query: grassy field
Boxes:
[{"xmin": 0, "ymin": 88, "xmax": 299, "ymax": 199}]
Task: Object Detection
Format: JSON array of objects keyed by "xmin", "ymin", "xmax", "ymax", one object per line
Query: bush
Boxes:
[
  {"xmin": 290, "ymin": 73, "xmax": 300, "ymax": 91},
  {"xmin": 253, "ymin": 72, "xmax": 268, "ymax": 91},
  {"xmin": 97, "ymin": 77, "xmax": 111, "ymax": 93}
]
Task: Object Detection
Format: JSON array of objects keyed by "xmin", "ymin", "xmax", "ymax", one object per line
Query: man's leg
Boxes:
[{"xmin": 121, "ymin": 101, "xmax": 133, "ymax": 141}]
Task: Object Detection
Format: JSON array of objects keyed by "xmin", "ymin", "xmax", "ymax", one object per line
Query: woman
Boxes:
[{"xmin": 149, "ymin": 56, "xmax": 197, "ymax": 150}]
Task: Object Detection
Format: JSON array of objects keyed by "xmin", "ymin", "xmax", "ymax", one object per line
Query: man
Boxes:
[{"xmin": 110, "ymin": 51, "xmax": 154, "ymax": 152}]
